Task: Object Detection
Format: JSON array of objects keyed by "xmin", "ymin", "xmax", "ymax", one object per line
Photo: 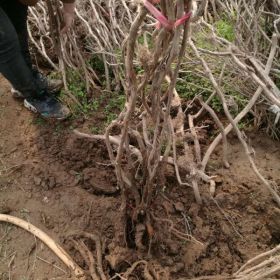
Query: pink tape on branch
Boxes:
[
  {"xmin": 143, "ymin": 0, "xmax": 173, "ymax": 30},
  {"xmin": 144, "ymin": 1, "xmax": 192, "ymax": 30},
  {"xmin": 174, "ymin": 11, "xmax": 192, "ymax": 27}
]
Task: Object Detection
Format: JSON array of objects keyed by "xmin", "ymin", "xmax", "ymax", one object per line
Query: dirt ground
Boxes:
[{"xmin": 0, "ymin": 75, "xmax": 280, "ymax": 280}]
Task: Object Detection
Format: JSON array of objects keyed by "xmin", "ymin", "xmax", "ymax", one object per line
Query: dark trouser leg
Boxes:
[
  {"xmin": 0, "ymin": 6, "xmax": 38, "ymax": 98},
  {"xmin": 1, "ymin": 0, "xmax": 33, "ymax": 70},
  {"xmin": 1, "ymin": 0, "xmax": 48, "ymax": 92}
]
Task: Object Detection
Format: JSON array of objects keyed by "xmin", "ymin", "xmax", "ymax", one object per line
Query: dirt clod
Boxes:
[
  {"xmin": 170, "ymin": 262, "xmax": 185, "ymax": 273},
  {"xmin": 0, "ymin": 204, "xmax": 11, "ymax": 214},
  {"xmin": 33, "ymin": 176, "xmax": 42, "ymax": 186},
  {"xmin": 174, "ymin": 202, "xmax": 185, "ymax": 212},
  {"xmin": 267, "ymin": 207, "xmax": 280, "ymax": 241}
]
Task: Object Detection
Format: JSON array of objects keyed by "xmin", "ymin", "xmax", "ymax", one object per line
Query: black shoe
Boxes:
[
  {"xmin": 33, "ymin": 71, "xmax": 63, "ymax": 94},
  {"xmin": 11, "ymin": 72, "xmax": 63, "ymax": 99},
  {"xmin": 24, "ymin": 94, "xmax": 70, "ymax": 120}
]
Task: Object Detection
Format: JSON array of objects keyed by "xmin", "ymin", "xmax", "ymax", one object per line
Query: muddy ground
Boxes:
[{"xmin": 0, "ymin": 75, "xmax": 280, "ymax": 280}]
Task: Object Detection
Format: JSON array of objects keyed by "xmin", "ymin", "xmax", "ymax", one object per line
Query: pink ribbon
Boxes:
[
  {"xmin": 144, "ymin": 0, "xmax": 172, "ymax": 29},
  {"xmin": 174, "ymin": 11, "xmax": 192, "ymax": 27},
  {"xmin": 143, "ymin": 0, "xmax": 192, "ymax": 30}
]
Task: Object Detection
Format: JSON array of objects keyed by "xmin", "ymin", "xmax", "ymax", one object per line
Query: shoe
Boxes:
[
  {"xmin": 34, "ymin": 71, "xmax": 63, "ymax": 94},
  {"xmin": 11, "ymin": 88, "xmax": 24, "ymax": 98},
  {"xmin": 11, "ymin": 72, "xmax": 63, "ymax": 99},
  {"xmin": 24, "ymin": 94, "xmax": 71, "ymax": 120}
]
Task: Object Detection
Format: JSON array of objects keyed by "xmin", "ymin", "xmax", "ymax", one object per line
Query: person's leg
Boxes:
[
  {"xmin": 2, "ymin": 0, "xmax": 63, "ymax": 95},
  {"xmin": 0, "ymin": 6, "xmax": 38, "ymax": 98},
  {"xmin": 1, "ymin": 0, "xmax": 32, "ymax": 70},
  {"xmin": 0, "ymin": 6, "xmax": 70, "ymax": 119}
]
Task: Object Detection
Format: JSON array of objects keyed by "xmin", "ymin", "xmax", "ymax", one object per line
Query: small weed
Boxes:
[
  {"xmin": 237, "ymin": 120, "xmax": 252, "ymax": 130},
  {"xmin": 91, "ymin": 100, "xmax": 100, "ymax": 111},
  {"xmin": 210, "ymin": 96, "xmax": 223, "ymax": 113},
  {"xmin": 135, "ymin": 65, "xmax": 144, "ymax": 75},
  {"xmin": 90, "ymin": 126, "xmax": 103, "ymax": 134},
  {"xmin": 64, "ymin": 69, "xmax": 89, "ymax": 114},
  {"xmin": 89, "ymin": 54, "xmax": 106, "ymax": 74},
  {"xmin": 195, "ymin": 31, "xmax": 216, "ymax": 50},
  {"xmin": 176, "ymin": 57, "xmax": 250, "ymax": 115},
  {"xmin": 62, "ymin": 69, "xmax": 101, "ymax": 115},
  {"xmin": 215, "ymin": 18, "xmax": 235, "ymax": 42},
  {"xmin": 106, "ymin": 112, "xmax": 118, "ymax": 125},
  {"xmin": 137, "ymin": 34, "xmax": 153, "ymax": 48},
  {"xmin": 102, "ymin": 93, "xmax": 125, "ymax": 125},
  {"xmin": 105, "ymin": 94, "xmax": 125, "ymax": 114},
  {"xmin": 89, "ymin": 54, "xmax": 114, "ymax": 85}
]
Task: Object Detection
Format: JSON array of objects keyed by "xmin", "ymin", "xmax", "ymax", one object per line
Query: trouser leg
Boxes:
[
  {"xmin": 0, "ymin": 6, "xmax": 38, "ymax": 98},
  {"xmin": 1, "ymin": 0, "xmax": 33, "ymax": 70},
  {"xmin": 3, "ymin": 1, "xmax": 51, "ymax": 92}
]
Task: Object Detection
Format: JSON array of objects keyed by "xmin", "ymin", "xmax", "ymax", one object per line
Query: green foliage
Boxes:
[
  {"xmin": 65, "ymin": 69, "xmax": 88, "ymax": 113},
  {"xmin": 137, "ymin": 34, "xmax": 153, "ymax": 48},
  {"xmin": 105, "ymin": 94, "xmax": 126, "ymax": 112},
  {"xmin": 87, "ymin": 92, "xmax": 125, "ymax": 133},
  {"xmin": 67, "ymin": 64, "xmax": 125, "ymax": 125},
  {"xmin": 237, "ymin": 120, "xmax": 249, "ymax": 130},
  {"xmin": 210, "ymin": 96, "xmax": 223, "ymax": 112},
  {"xmin": 63, "ymin": 69, "xmax": 100, "ymax": 114},
  {"xmin": 89, "ymin": 54, "xmax": 106, "ymax": 75},
  {"xmin": 90, "ymin": 126, "xmax": 103, "ymax": 134},
  {"xmin": 104, "ymin": 93, "xmax": 125, "ymax": 124},
  {"xmin": 195, "ymin": 31, "xmax": 215, "ymax": 50},
  {"xmin": 176, "ymin": 71, "xmax": 225, "ymax": 111},
  {"xmin": 137, "ymin": 35, "xmax": 146, "ymax": 45},
  {"xmin": 89, "ymin": 54, "xmax": 114, "ymax": 86},
  {"xmin": 215, "ymin": 18, "xmax": 235, "ymax": 42},
  {"xmin": 135, "ymin": 65, "xmax": 144, "ymax": 75},
  {"xmin": 176, "ymin": 69, "xmax": 249, "ymax": 115}
]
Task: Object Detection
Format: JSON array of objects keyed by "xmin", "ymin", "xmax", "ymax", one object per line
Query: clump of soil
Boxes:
[{"xmin": 0, "ymin": 76, "xmax": 279, "ymax": 279}]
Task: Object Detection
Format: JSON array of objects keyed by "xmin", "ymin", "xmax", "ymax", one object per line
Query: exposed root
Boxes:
[
  {"xmin": 67, "ymin": 230, "xmax": 107, "ymax": 280},
  {"xmin": 151, "ymin": 213, "xmax": 204, "ymax": 246},
  {"xmin": 0, "ymin": 214, "xmax": 86, "ymax": 280},
  {"xmin": 188, "ymin": 243, "xmax": 280, "ymax": 280},
  {"xmin": 122, "ymin": 260, "xmax": 169, "ymax": 280},
  {"xmin": 135, "ymin": 223, "xmax": 146, "ymax": 251},
  {"xmin": 70, "ymin": 237, "xmax": 100, "ymax": 280},
  {"xmin": 234, "ymin": 244, "xmax": 280, "ymax": 276}
]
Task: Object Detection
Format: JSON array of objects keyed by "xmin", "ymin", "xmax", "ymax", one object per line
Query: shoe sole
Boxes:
[
  {"xmin": 24, "ymin": 99, "xmax": 38, "ymax": 113},
  {"xmin": 11, "ymin": 88, "xmax": 24, "ymax": 99},
  {"xmin": 24, "ymin": 99, "xmax": 71, "ymax": 121}
]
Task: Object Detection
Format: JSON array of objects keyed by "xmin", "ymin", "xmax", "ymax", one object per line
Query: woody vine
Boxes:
[{"xmin": 1, "ymin": 0, "xmax": 280, "ymax": 279}]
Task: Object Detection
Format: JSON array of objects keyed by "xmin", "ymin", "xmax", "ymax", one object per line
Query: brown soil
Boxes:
[{"xmin": 0, "ymin": 75, "xmax": 280, "ymax": 280}]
